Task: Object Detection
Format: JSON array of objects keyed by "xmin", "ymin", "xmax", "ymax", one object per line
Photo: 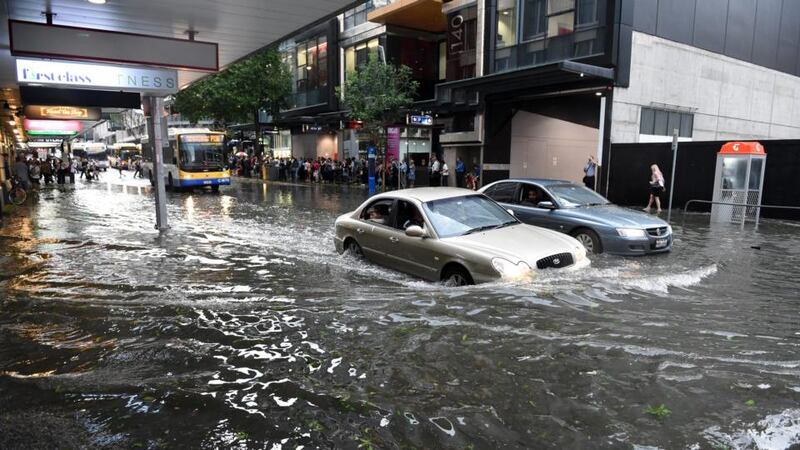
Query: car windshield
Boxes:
[
  {"xmin": 548, "ymin": 184, "xmax": 610, "ymax": 208},
  {"xmin": 422, "ymin": 195, "xmax": 518, "ymax": 238}
]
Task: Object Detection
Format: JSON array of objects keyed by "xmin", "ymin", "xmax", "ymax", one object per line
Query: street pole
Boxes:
[
  {"xmin": 145, "ymin": 96, "xmax": 170, "ymax": 231},
  {"xmin": 595, "ymin": 96, "xmax": 606, "ymax": 192},
  {"xmin": 667, "ymin": 128, "xmax": 679, "ymax": 223},
  {"xmin": 367, "ymin": 144, "xmax": 376, "ymax": 196}
]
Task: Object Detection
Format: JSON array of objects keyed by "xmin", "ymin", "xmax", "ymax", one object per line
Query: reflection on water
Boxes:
[{"xmin": 1, "ymin": 179, "xmax": 799, "ymax": 449}]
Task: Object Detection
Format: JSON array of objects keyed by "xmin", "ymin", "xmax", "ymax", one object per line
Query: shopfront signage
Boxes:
[
  {"xmin": 16, "ymin": 58, "xmax": 179, "ymax": 94},
  {"xmin": 408, "ymin": 115, "xmax": 433, "ymax": 126},
  {"xmin": 24, "ymin": 104, "xmax": 101, "ymax": 120},
  {"xmin": 24, "ymin": 119, "xmax": 81, "ymax": 133},
  {"xmin": 448, "ymin": 13, "xmax": 466, "ymax": 56},
  {"xmin": 303, "ymin": 124, "xmax": 324, "ymax": 133},
  {"xmin": 28, "ymin": 137, "xmax": 65, "ymax": 143}
]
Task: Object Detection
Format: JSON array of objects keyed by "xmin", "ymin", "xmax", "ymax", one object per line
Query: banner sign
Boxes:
[
  {"xmin": 386, "ymin": 127, "xmax": 401, "ymax": 162},
  {"xmin": 24, "ymin": 118, "xmax": 81, "ymax": 133},
  {"xmin": 24, "ymin": 104, "xmax": 101, "ymax": 120},
  {"xmin": 17, "ymin": 58, "xmax": 179, "ymax": 94}
]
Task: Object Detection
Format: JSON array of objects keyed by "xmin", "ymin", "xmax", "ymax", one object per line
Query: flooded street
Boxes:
[{"xmin": 1, "ymin": 177, "xmax": 799, "ymax": 449}]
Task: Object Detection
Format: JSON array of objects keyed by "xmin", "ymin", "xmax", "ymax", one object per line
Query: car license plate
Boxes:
[{"xmin": 655, "ymin": 238, "xmax": 668, "ymax": 248}]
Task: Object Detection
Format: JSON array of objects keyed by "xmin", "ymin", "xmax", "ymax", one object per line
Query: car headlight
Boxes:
[
  {"xmin": 666, "ymin": 225, "xmax": 673, "ymax": 235},
  {"xmin": 574, "ymin": 245, "xmax": 587, "ymax": 261},
  {"xmin": 616, "ymin": 228, "xmax": 647, "ymax": 238},
  {"xmin": 491, "ymin": 257, "xmax": 533, "ymax": 279}
]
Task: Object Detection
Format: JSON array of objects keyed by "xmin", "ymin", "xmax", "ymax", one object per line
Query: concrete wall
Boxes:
[
  {"xmin": 612, "ymin": 31, "xmax": 800, "ymax": 143},
  {"xmin": 291, "ymin": 133, "xmax": 339, "ymax": 160},
  {"xmin": 510, "ymin": 111, "xmax": 598, "ymax": 184}
]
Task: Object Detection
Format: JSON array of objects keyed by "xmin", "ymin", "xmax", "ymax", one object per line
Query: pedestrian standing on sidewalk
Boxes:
[
  {"xmin": 13, "ymin": 156, "xmax": 31, "ymax": 190},
  {"xmin": 41, "ymin": 158, "xmax": 53, "ymax": 185},
  {"xmin": 399, "ymin": 159, "xmax": 407, "ymax": 189},
  {"xmin": 407, "ymin": 159, "xmax": 416, "ymax": 188},
  {"xmin": 69, "ymin": 158, "xmax": 76, "ymax": 184},
  {"xmin": 583, "ymin": 155, "xmax": 597, "ymax": 190},
  {"xmin": 430, "ymin": 155, "xmax": 441, "ymax": 187},
  {"xmin": 440, "ymin": 160, "xmax": 450, "ymax": 187},
  {"xmin": 29, "ymin": 159, "xmax": 42, "ymax": 186},
  {"xmin": 455, "ymin": 157, "xmax": 465, "ymax": 188}
]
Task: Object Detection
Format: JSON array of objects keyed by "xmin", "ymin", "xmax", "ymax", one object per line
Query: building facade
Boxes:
[{"xmin": 260, "ymin": 0, "xmax": 800, "ymax": 191}]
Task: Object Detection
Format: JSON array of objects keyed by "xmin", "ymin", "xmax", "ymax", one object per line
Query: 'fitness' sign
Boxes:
[{"xmin": 16, "ymin": 58, "xmax": 178, "ymax": 94}]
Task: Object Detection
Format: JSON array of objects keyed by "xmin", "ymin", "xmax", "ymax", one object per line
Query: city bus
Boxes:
[
  {"xmin": 109, "ymin": 143, "xmax": 141, "ymax": 169},
  {"xmin": 142, "ymin": 128, "xmax": 230, "ymax": 191},
  {"xmin": 72, "ymin": 142, "xmax": 109, "ymax": 171}
]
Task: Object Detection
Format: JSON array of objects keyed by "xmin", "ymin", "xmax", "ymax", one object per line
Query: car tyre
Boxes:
[
  {"xmin": 572, "ymin": 228, "xmax": 603, "ymax": 254},
  {"xmin": 442, "ymin": 266, "xmax": 473, "ymax": 287},
  {"xmin": 346, "ymin": 239, "xmax": 364, "ymax": 259}
]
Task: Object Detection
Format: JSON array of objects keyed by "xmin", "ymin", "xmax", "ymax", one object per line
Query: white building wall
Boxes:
[
  {"xmin": 510, "ymin": 111, "xmax": 598, "ymax": 184},
  {"xmin": 612, "ymin": 31, "xmax": 800, "ymax": 143}
]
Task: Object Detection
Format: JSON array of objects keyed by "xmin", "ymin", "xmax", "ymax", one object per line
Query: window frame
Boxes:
[
  {"xmin": 360, "ymin": 198, "xmax": 397, "ymax": 228},
  {"xmin": 484, "ymin": 181, "xmax": 520, "ymax": 204}
]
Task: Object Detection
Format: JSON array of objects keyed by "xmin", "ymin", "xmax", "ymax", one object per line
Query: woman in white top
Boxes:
[{"xmin": 643, "ymin": 164, "xmax": 665, "ymax": 213}]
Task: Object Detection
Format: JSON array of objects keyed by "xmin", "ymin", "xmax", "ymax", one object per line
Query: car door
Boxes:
[
  {"xmin": 483, "ymin": 181, "xmax": 520, "ymax": 209},
  {"xmin": 513, "ymin": 183, "xmax": 562, "ymax": 230},
  {"xmin": 356, "ymin": 198, "xmax": 397, "ymax": 267},
  {"xmin": 393, "ymin": 200, "xmax": 441, "ymax": 280}
]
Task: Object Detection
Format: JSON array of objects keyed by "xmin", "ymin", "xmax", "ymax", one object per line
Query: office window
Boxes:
[
  {"xmin": 344, "ymin": 38, "xmax": 380, "ymax": 79},
  {"xmin": 343, "ymin": 1, "xmax": 391, "ymax": 30},
  {"xmin": 522, "ymin": 0, "xmax": 547, "ymax": 40},
  {"xmin": 576, "ymin": 0, "xmax": 598, "ymax": 25},
  {"xmin": 640, "ymin": 107, "xmax": 694, "ymax": 137},
  {"xmin": 548, "ymin": 11, "xmax": 574, "ymax": 35},
  {"xmin": 548, "ymin": 0, "xmax": 575, "ymax": 14},
  {"xmin": 496, "ymin": 0, "xmax": 517, "ymax": 48}
]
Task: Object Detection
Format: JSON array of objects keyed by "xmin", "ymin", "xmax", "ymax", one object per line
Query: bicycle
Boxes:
[{"xmin": 8, "ymin": 176, "xmax": 27, "ymax": 206}]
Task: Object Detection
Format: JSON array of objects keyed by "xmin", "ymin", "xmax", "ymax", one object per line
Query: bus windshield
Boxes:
[{"xmin": 178, "ymin": 134, "xmax": 225, "ymax": 171}]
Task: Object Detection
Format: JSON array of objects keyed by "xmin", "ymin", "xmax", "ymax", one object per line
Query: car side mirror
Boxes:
[
  {"xmin": 506, "ymin": 209, "xmax": 515, "ymax": 216},
  {"xmin": 405, "ymin": 225, "xmax": 426, "ymax": 238},
  {"xmin": 537, "ymin": 201, "xmax": 556, "ymax": 210}
]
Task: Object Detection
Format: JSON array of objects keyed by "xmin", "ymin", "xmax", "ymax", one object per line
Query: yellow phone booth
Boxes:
[{"xmin": 711, "ymin": 142, "xmax": 766, "ymax": 224}]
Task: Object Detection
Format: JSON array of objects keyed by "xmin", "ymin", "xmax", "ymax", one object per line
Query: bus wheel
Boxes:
[{"xmin": 211, "ymin": 185, "xmax": 219, "ymax": 193}]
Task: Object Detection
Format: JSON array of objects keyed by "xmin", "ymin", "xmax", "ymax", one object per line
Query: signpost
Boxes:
[
  {"xmin": 667, "ymin": 129, "xmax": 679, "ymax": 223},
  {"xmin": 407, "ymin": 115, "xmax": 433, "ymax": 126}
]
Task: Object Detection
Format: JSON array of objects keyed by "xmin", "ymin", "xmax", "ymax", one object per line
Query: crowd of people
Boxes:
[
  {"xmin": 228, "ymin": 153, "xmax": 481, "ymax": 190},
  {"xmin": 9, "ymin": 155, "xmax": 109, "ymax": 191}
]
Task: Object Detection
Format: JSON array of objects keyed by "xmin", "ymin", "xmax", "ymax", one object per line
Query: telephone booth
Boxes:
[{"xmin": 711, "ymin": 141, "xmax": 766, "ymax": 224}]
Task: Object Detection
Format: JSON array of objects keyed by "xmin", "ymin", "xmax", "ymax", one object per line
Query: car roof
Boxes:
[
  {"xmin": 496, "ymin": 178, "xmax": 574, "ymax": 186},
  {"xmin": 372, "ymin": 187, "xmax": 481, "ymax": 203}
]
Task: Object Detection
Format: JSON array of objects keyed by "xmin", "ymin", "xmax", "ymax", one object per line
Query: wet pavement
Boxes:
[{"xmin": 1, "ymin": 175, "xmax": 799, "ymax": 449}]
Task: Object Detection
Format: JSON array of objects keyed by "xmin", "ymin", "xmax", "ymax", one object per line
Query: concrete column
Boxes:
[{"xmin": 144, "ymin": 96, "xmax": 170, "ymax": 231}]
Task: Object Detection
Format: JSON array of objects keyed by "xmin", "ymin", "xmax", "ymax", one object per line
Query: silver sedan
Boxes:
[{"xmin": 334, "ymin": 188, "xmax": 589, "ymax": 286}]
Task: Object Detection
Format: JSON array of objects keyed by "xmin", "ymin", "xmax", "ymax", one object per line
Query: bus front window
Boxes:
[{"xmin": 179, "ymin": 134, "xmax": 225, "ymax": 171}]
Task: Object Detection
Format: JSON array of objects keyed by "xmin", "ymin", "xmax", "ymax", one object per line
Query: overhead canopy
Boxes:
[{"xmin": 0, "ymin": 0, "xmax": 356, "ymax": 142}]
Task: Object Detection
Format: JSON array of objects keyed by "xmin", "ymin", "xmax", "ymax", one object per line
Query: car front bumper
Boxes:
[{"xmin": 602, "ymin": 233, "xmax": 673, "ymax": 256}]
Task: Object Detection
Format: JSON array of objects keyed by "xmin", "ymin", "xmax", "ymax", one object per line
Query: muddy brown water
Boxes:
[{"xmin": 1, "ymin": 178, "xmax": 799, "ymax": 449}]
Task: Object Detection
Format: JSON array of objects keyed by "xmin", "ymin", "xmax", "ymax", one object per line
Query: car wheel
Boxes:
[
  {"xmin": 346, "ymin": 239, "xmax": 364, "ymax": 259},
  {"xmin": 572, "ymin": 228, "xmax": 603, "ymax": 254},
  {"xmin": 442, "ymin": 266, "xmax": 473, "ymax": 287}
]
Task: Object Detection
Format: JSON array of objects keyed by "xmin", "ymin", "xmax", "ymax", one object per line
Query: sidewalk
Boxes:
[{"xmin": 232, "ymin": 175, "xmax": 369, "ymax": 191}]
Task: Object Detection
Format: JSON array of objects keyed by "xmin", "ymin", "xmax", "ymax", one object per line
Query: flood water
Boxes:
[{"xmin": 1, "ymin": 177, "xmax": 799, "ymax": 449}]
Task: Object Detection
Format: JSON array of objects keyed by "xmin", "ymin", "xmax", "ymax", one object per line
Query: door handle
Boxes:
[
  {"xmin": 389, "ymin": 237, "xmax": 399, "ymax": 243},
  {"xmin": 356, "ymin": 228, "xmax": 365, "ymax": 234}
]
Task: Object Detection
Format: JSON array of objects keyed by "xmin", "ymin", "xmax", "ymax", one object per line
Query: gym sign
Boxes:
[
  {"xmin": 16, "ymin": 58, "xmax": 178, "ymax": 94},
  {"xmin": 24, "ymin": 105, "xmax": 101, "ymax": 121}
]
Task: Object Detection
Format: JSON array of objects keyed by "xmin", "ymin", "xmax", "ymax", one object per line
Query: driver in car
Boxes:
[
  {"xmin": 522, "ymin": 189, "xmax": 540, "ymax": 207},
  {"xmin": 402, "ymin": 209, "xmax": 425, "ymax": 230}
]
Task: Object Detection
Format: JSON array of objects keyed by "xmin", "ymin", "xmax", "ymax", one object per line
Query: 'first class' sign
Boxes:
[{"xmin": 17, "ymin": 58, "xmax": 178, "ymax": 94}]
